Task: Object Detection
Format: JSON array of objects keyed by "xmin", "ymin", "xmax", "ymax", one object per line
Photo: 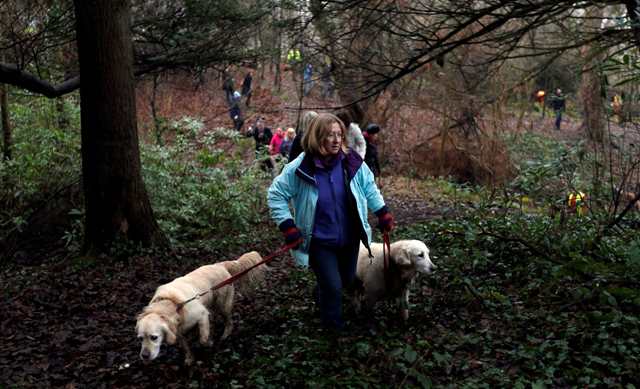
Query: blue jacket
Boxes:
[{"xmin": 267, "ymin": 149, "xmax": 387, "ymax": 267}]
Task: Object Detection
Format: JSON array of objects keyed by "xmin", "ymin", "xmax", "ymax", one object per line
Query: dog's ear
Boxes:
[
  {"xmin": 162, "ymin": 322, "xmax": 177, "ymax": 345},
  {"xmin": 392, "ymin": 247, "xmax": 412, "ymax": 267}
]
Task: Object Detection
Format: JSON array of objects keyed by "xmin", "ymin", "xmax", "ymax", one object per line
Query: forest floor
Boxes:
[{"xmin": 0, "ymin": 176, "xmax": 444, "ymax": 388}]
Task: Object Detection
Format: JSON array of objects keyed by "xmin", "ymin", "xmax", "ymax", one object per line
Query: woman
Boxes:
[
  {"xmin": 269, "ymin": 127, "xmax": 285, "ymax": 157},
  {"xmin": 267, "ymin": 113, "xmax": 394, "ymax": 330},
  {"xmin": 279, "ymin": 127, "xmax": 296, "ymax": 158},
  {"xmin": 288, "ymin": 110, "xmax": 318, "ymax": 161}
]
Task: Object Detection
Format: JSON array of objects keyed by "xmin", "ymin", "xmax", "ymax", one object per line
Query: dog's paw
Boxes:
[{"xmin": 202, "ymin": 339, "xmax": 214, "ymax": 348}]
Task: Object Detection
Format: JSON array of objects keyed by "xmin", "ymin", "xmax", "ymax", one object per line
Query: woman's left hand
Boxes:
[{"xmin": 377, "ymin": 212, "xmax": 394, "ymax": 232}]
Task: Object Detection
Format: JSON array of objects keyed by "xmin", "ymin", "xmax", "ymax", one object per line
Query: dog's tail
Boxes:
[{"xmin": 222, "ymin": 251, "xmax": 267, "ymax": 293}]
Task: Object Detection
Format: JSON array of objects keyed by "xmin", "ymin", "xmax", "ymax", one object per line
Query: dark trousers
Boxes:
[
  {"xmin": 309, "ymin": 239, "xmax": 359, "ymax": 330},
  {"xmin": 555, "ymin": 110, "xmax": 563, "ymax": 130}
]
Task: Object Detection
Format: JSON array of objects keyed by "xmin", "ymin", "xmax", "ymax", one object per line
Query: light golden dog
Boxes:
[
  {"xmin": 355, "ymin": 240, "xmax": 434, "ymax": 321},
  {"xmin": 136, "ymin": 251, "xmax": 266, "ymax": 365}
]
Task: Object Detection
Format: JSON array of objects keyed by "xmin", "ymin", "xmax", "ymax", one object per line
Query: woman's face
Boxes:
[{"xmin": 322, "ymin": 122, "xmax": 342, "ymax": 156}]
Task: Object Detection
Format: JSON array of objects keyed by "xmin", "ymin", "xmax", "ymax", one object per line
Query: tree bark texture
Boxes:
[
  {"xmin": 1, "ymin": 83, "xmax": 10, "ymax": 160},
  {"xmin": 73, "ymin": 0, "xmax": 165, "ymax": 254},
  {"xmin": 580, "ymin": 7, "xmax": 605, "ymax": 143}
]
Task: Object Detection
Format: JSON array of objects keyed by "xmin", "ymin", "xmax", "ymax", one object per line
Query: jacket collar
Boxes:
[{"xmin": 295, "ymin": 149, "xmax": 363, "ymax": 185}]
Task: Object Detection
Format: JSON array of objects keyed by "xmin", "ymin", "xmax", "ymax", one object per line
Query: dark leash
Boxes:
[{"xmin": 175, "ymin": 239, "xmax": 302, "ymax": 311}]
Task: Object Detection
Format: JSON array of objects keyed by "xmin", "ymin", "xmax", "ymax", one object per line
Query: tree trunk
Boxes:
[
  {"xmin": 0, "ymin": 83, "xmax": 10, "ymax": 160},
  {"xmin": 73, "ymin": 0, "xmax": 166, "ymax": 254},
  {"xmin": 580, "ymin": 7, "xmax": 605, "ymax": 143},
  {"xmin": 150, "ymin": 74, "xmax": 163, "ymax": 146},
  {"xmin": 274, "ymin": 5, "xmax": 283, "ymax": 92}
]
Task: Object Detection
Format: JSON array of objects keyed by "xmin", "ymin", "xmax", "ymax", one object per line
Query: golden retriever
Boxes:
[
  {"xmin": 135, "ymin": 251, "xmax": 266, "ymax": 365},
  {"xmin": 355, "ymin": 240, "xmax": 434, "ymax": 321}
]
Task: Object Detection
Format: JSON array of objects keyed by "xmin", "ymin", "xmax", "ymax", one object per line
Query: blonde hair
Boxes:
[
  {"xmin": 286, "ymin": 127, "xmax": 296, "ymax": 140},
  {"xmin": 299, "ymin": 111, "xmax": 318, "ymax": 135},
  {"xmin": 302, "ymin": 113, "xmax": 347, "ymax": 156}
]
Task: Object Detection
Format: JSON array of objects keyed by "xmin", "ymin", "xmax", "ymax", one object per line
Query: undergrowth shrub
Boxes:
[
  {"xmin": 0, "ymin": 97, "xmax": 81, "ymax": 247},
  {"xmin": 141, "ymin": 117, "xmax": 269, "ymax": 246},
  {"xmin": 390, "ymin": 203, "xmax": 640, "ymax": 386}
]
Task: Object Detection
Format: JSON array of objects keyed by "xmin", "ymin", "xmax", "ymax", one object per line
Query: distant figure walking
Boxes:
[
  {"xmin": 229, "ymin": 91, "xmax": 244, "ymax": 131},
  {"xmin": 222, "ymin": 70, "xmax": 235, "ymax": 106},
  {"xmin": 363, "ymin": 123, "xmax": 381, "ymax": 177},
  {"xmin": 303, "ymin": 63, "xmax": 313, "ymax": 96},
  {"xmin": 321, "ymin": 62, "xmax": 334, "ymax": 99},
  {"xmin": 279, "ymin": 128, "xmax": 296, "ymax": 158},
  {"xmin": 241, "ymin": 71, "xmax": 253, "ymax": 107},
  {"xmin": 535, "ymin": 89, "xmax": 546, "ymax": 117},
  {"xmin": 287, "ymin": 48, "xmax": 302, "ymax": 82},
  {"xmin": 550, "ymin": 88, "xmax": 566, "ymax": 130},
  {"xmin": 247, "ymin": 118, "xmax": 274, "ymax": 172}
]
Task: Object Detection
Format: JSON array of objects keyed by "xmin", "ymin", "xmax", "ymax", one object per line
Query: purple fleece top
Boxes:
[{"xmin": 311, "ymin": 152, "xmax": 352, "ymax": 247}]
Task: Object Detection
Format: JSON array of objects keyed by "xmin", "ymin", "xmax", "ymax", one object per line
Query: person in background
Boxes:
[
  {"xmin": 336, "ymin": 111, "xmax": 366, "ymax": 160},
  {"xmin": 229, "ymin": 91, "xmax": 244, "ymax": 131},
  {"xmin": 321, "ymin": 61, "xmax": 334, "ymax": 99},
  {"xmin": 247, "ymin": 117, "xmax": 273, "ymax": 172},
  {"xmin": 267, "ymin": 113, "xmax": 394, "ymax": 331},
  {"xmin": 535, "ymin": 89, "xmax": 546, "ymax": 117},
  {"xmin": 289, "ymin": 110, "xmax": 318, "ymax": 161},
  {"xmin": 550, "ymin": 88, "xmax": 566, "ymax": 130},
  {"xmin": 269, "ymin": 128, "xmax": 285, "ymax": 156},
  {"xmin": 222, "ymin": 70, "xmax": 235, "ymax": 106},
  {"xmin": 363, "ymin": 123, "xmax": 381, "ymax": 177},
  {"xmin": 279, "ymin": 127, "xmax": 296, "ymax": 158},
  {"xmin": 612, "ymin": 94, "xmax": 623, "ymax": 123},
  {"xmin": 287, "ymin": 48, "xmax": 302, "ymax": 82},
  {"xmin": 241, "ymin": 70, "xmax": 253, "ymax": 107},
  {"xmin": 303, "ymin": 63, "xmax": 314, "ymax": 96},
  {"xmin": 269, "ymin": 127, "xmax": 285, "ymax": 168}
]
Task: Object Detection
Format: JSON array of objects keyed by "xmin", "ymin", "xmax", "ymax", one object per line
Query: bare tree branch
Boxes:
[{"xmin": 0, "ymin": 62, "xmax": 79, "ymax": 97}]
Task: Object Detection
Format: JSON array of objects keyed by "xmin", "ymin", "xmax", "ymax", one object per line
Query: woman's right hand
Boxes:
[{"xmin": 283, "ymin": 226, "xmax": 303, "ymax": 249}]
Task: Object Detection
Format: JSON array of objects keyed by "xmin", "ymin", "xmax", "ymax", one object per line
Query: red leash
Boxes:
[
  {"xmin": 383, "ymin": 230, "xmax": 391, "ymax": 289},
  {"xmin": 176, "ymin": 239, "xmax": 302, "ymax": 311}
]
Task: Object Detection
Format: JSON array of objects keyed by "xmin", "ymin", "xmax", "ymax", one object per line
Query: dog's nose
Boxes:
[{"xmin": 140, "ymin": 350, "xmax": 150, "ymax": 360}]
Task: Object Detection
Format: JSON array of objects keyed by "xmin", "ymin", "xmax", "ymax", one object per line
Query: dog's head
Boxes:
[
  {"xmin": 135, "ymin": 312, "xmax": 177, "ymax": 362},
  {"xmin": 392, "ymin": 240, "xmax": 434, "ymax": 274}
]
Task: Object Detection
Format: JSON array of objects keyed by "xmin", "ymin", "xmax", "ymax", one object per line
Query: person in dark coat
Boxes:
[
  {"xmin": 289, "ymin": 110, "xmax": 318, "ymax": 161},
  {"xmin": 229, "ymin": 92, "xmax": 244, "ymax": 131},
  {"xmin": 549, "ymin": 88, "xmax": 566, "ymax": 130},
  {"xmin": 241, "ymin": 71, "xmax": 253, "ymax": 107},
  {"xmin": 247, "ymin": 118, "xmax": 274, "ymax": 172},
  {"xmin": 363, "ymin": 123, "xmax": 381, "ymax": 177}
]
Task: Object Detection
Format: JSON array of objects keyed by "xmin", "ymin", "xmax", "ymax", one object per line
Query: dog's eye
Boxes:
[
  {"xmin": 150, "ymin": 335, "xmax": 158, "ymax": 341},
  {"xmin": 418, "ymin": 253, "xmax": 425, "ymax": 258}
]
